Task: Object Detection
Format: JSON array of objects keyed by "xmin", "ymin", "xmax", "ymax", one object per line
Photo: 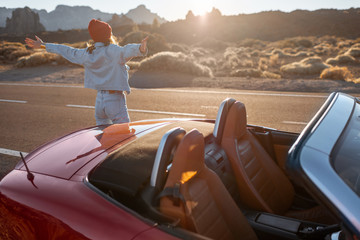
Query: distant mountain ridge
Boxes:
[{"xmin": 0, "ymin": 4, "xmax": 167, "ymax": 31}]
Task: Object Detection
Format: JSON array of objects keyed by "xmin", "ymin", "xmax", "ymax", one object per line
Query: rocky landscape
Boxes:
[{"xmin": 0, "ymin": 5, "xmax": 359, "ymax": 93}]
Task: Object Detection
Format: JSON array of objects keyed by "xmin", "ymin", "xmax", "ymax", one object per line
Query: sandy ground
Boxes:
[{"xmin": 1, "ymin": 64, "xmax": 360, "ymax": 93}]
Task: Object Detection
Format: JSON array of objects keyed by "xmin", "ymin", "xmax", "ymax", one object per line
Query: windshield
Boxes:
[{"xmin": 332, "ymin": 99, "xmax": 360, "ymax": 196}]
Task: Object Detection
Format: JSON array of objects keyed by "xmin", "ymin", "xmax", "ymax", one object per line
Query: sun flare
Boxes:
[{"xmin": 190, "ymin": 1, "xmax": 214, "ymax": 16}]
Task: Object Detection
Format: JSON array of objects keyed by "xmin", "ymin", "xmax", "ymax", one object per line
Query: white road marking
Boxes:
[
  {"xmin": 201, "ymin": 105, "xmax": 218, "ymax": 109},
  {"xmin": 135, "ymin": 88, "xmax": 327, "ymax": 98},
  {"xmin": 66, "ymin": 104, "xmax": 94, "ymax": 109},
  {"xmin": 0, "ymin": 148, "xmax": 28, "ymax": 157},
  {"xmin": 0, "ymin": 99, "xmax": 27, "ymax": 103},
  {"xmin": 0, "ymin": 82, "xmax": 327, "ymax": 98},
  {"xmin": 282, "ymin": 121, "xmax": 307, "ymax": 125},
  {"xmin": 66, "ymin": 104, "xmax": 206, "ymax": 117},
  {"xmin": 0, "ymin": 83, "xmax": 82, "ymax": 88}
]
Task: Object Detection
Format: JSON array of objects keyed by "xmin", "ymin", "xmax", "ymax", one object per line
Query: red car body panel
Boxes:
[
  {"xmin": 0, "ymin": 120, "xmax": 181, "ymax": 239},
  {"xmin": 0, "ymin": 170, "xmax": 172, "ymax": 239},
  {"xmin": 17, "ymin": 121, "xmax": 172, "ymax": 179}
]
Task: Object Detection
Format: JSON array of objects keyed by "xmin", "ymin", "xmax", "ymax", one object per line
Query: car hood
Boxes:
[{"xmin": 18, "ymin": 121, "xmax": 173, "ymax": 180}]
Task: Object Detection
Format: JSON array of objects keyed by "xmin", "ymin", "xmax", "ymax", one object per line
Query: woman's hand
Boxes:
[
  {"xmin": 25, "ymin": 35, "xmax": 44, "ymax": 49},
  {"xmin": 139, "ymin": 36, "xmax": 149, "ymax": 54}
]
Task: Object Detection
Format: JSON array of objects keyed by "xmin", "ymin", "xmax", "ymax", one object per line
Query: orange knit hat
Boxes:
[{"xmin": 88, "ymin": 19, "xmax": 112, "ymax": 42}]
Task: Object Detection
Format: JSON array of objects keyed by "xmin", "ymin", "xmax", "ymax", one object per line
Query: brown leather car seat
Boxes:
[
  {"xmin": 221, "ymin": 101, "xmax": 333, "ymax": 223},
  {"xmin": 159, "ymin": 129, "xmax": 258, "ymax": 240}
]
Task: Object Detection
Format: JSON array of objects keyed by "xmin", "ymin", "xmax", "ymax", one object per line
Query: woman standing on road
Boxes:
[{"xmin": 25, "ymin": 19, "xmax": 148, "ymax": 125}]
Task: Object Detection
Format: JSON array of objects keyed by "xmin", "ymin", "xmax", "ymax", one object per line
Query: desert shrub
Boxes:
[
  {"xmin": 344, "ymin": 47, "xmax": 360, "ymax": 58},
  {"xmin": 262, "ymin": 71, "xmax": 281, "ymax": 79},
  {"xmin": 120, "ymin": 31, "xmax": 170, "ymax": 55},
  {"xmin": 337, "ymin": 40, "xmax": 353, "ymax": 49},
  {"xmin": 293, "ymin": 51, "xmax": 311, "ymax": 58},
  {"xmin": 269, "ymin": 54, "xmax": 279, "ymax": 66},
  {"xmin": 223, "ymin": 48, "xmax": 240, "ymax": 69},
  {"xmin": 193, "ymin": 37, "xmax": 229, "ymax": 51},
  {"xmin": 230, "ymin": 68, "xmax": 262, "ymax": 78},
  {"xmin": 250, "ymin": 50, "xmax": 261, "ymax": 57},
  {"xmin": 138, "ymin": 51, "xmax": 213, "ymax": 77},
  {"xmin": 313, "ymin": 43, "xmax": 337, "ymax": 56},
  {"xmin": 296, "ymin": 38, "xmax": 313, "ymax": 48},
  {"xmin": 221, "ymin": 47, "xmax": 255, "ymax": 71},
  {"xmin": 273, "ymin": 37, "xmax": 313, "ymax": 49},
  {"xmin": 320, "ymin": 66, "xmax": 359, "ymax": 83},
  {"xmin": 280, "ymin": 56, "xmax": 330, "ymax": 75},
  {"xmin": 169, "ymin": 43, "xmax": 189, "ymax": 53},
  {"xmin": 0, "ymin": 41, "xmax": 32, "ymax": 62},
  {"xmin": 190, "ymin": 47, "xmax": 210, "ymax": 57},
  {"xmin": 223, "ymin": 47, "xmax": 239, "ymax": 60},
  {"xmin": 16, "ymin": 52, "xmax": 55, "ymax": 67},
  {"xmin": 318, "ymin": 36, "xmax": 338, "ymax": 46},
  {"xmin": 15, "ymin": 50, "xmax": 74, "ymax": 67},
  {"xmin": 325, "ymin": 54, "xmax": 356, "ymax": 65},
  {"xmin": 230, "ymin": 68, "xmax": 281, "ymax": 79},
  {"xmin": 270, "ymin": 49, "xmax": 288, "ymax": 58},
  {"xmin": 258, "ymin": 58, "xmax": 268, "ymax": 71},
  {"xmin": 127, "ymin": 61, "xmax": 140, "ymax": 70},
  {"xmin": 269, "ymin": 49, "xmax": 310, "ymax": 59},
  {"xmin": 239, "ymin": 59, "xmax": 254, "ymax": 68},
  {"xmin": 8, "ymin": 49, "xmax": 32, "ymax": 61},
  {"xmin": 351, "ymin": 43, "xmax": 360, "ymax": 49},
  {"xmin": 238, "ymin": 38, "xmax": 266, "ymax": 48},
  {"xmin": 198, "ymin": 57, "xmax": 217, "ymax": 67}
]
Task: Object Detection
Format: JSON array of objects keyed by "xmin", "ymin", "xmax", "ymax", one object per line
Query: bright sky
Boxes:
[{"xmin": 1, "ymin": 0, "xmax": 360, "ymax": 21}]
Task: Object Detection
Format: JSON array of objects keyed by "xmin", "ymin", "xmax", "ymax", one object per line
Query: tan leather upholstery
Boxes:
[
  {"xmin": 221, "ymin": 101, "xmax": 334, "ymax": 223},
  {"xmin": 160, "ymin": 129, "xmax": 257, "ymax": 240}
]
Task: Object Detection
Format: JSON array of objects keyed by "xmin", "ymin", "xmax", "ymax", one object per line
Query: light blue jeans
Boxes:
[{"xmin": 95, "ymin": 90, "xmax": 130, "ymax": 125}]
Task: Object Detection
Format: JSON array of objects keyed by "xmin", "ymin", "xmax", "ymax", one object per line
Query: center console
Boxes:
[{"xmin": 245, "ymin": 211, "xmax": 341, "ymax": 240}]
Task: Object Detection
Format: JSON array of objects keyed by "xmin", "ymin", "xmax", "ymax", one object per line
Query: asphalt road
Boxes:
[{"xmin": 0, "ymin": 82, "xmax": 332, "ymax": 179}]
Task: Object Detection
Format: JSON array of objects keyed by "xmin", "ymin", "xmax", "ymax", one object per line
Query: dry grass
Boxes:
[
  {"xmin": 271, "ymin": 37, "xmax": 314, "ymax": 49},
  {"xmin": 262, "ymin": 71, "xmax": 281, "ymax": 79},
  {"xmin": 258, "ymin": 58, "xmax": 268, "ymax": 71},
  {"xmin": 16, "ymin": 50, "xmax": 72, "ymax": 67},
  {"xmin": 280, "ymin": 56, "xmax": 330, "ymax": 75},
  {"xmin": 230, "ymin": 68, "xmax": 262, "ymax": 77},
  {"xmin": 269, "ymin": 54, "xmax": 279, "ymax": 66},
  {"xmin": 4, "ymin": 35, "xmax": 360, "ymax": 83},
  {"xmin": 0, "ymin": 41, "xmax": 32, "ymax": 63},
  {"xmin": 138, "ymin": 51, "xmax": 213, "ymax": 77},
  {"xmin": 16, "ymin": 51, "xmax": 55, "ymax": 67},
  {"xmin": 230, "ymin": 68, "xmax": 281, "ymax": 79},
  {"xmin": 320, "ymin": 66, "xmax": 360, "ymax": 83}
]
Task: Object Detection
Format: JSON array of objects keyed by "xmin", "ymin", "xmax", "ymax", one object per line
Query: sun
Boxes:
[{"xmin": 190, "ymin": 1, "xmax": 215, "ymax": 16}]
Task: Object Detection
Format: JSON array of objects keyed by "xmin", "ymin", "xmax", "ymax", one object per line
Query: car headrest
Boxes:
[
  {"xmin": 151, "ymin": 127, "xmax": 186, "ymax": 190},
  {"xmin": 213, "ymin": 98, "xmax": 236, "ymax": 144},
  {"xmin": 222, "ymin": 101, "xmax": 247, "ymax": 140},
  {"xmin": 165, "ymin": 129, "xmax": 205, "ymax": 187}
]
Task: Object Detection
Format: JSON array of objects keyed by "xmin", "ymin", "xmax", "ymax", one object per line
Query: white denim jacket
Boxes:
[{"xmin": 45, "ymin": 42, "xmax": 145, "ymax": 93}]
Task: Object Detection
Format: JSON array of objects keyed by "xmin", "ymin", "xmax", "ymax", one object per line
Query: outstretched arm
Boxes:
[
  {"xmin": 25, "ymin": 35, "xmax": 44, "ymax": 49},
  {"xmin": 124, "ymin": 36, "xmax": 149, "ymax": 62},
  {"xmin": 139, "ymin": 36, "xmax": 149, "ymax": 54},
  {"xmin": 25, "ymin": 35, "xmax": 86, "ymax": 65}
]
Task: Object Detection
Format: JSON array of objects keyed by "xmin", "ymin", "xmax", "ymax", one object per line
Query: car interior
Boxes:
[{"xmin": 88, "ymin": 98, "xmax": 342, "ymax": 240}]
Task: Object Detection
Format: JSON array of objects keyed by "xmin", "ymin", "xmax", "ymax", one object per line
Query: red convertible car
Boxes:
[{"xmin": 1, "ymin": 92, "xmax": 359, "ymax": 240}]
